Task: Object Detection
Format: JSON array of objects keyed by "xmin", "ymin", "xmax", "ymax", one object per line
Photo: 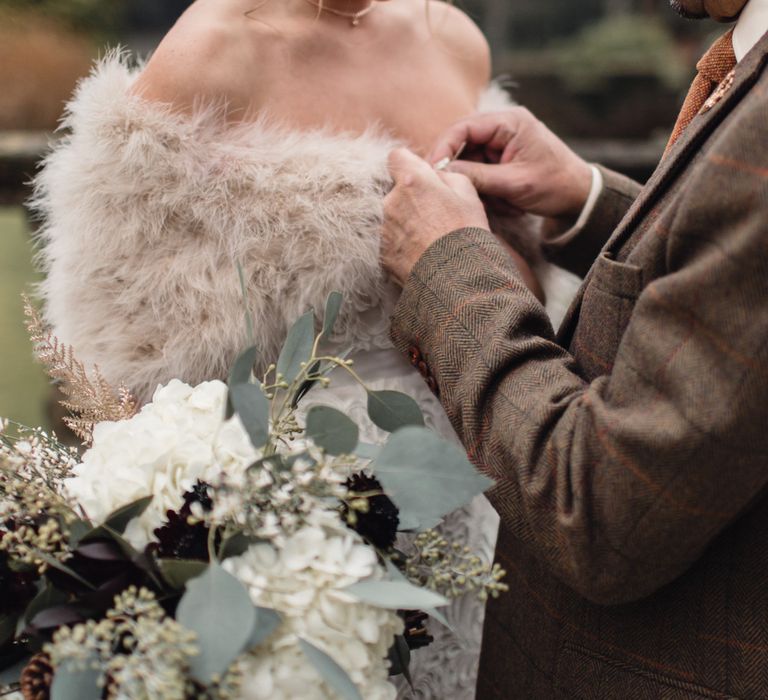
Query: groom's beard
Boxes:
[
  {"xmin": 669, "ymin": 0, "xmax": 747, "ymax": 19},
  {"xmin": 669, "ymin": 0, "xmax": 708, "ymax": 18}
]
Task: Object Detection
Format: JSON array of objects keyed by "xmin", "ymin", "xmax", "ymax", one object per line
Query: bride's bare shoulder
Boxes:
[
  {"xmin": 424, "ymin": 0, "xmax": 491, "ymax": 87},
  {"xmin": 132, "ymin": 1, "xmax": 270, "ymax": 115}
]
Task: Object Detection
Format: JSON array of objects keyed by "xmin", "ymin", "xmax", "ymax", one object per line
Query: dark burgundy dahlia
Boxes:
[
  {"xmin": 150, "ymin": 481, "xmax": 214, "ymax": 561},
  {"xmin": 343, "ymin": 474, "xmax": 400, "ymax": 550}
]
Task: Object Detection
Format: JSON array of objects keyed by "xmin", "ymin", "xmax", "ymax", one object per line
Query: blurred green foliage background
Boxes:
[
  {"xmin": 0, "ymin": 208, "xmax": 48, "ymax": 428},
  {"xmin": 0, "ymin": 0, "xmax": 125, "ymax": 34}
]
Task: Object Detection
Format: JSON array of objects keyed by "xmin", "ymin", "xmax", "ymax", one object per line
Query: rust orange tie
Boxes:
[{"xmin": 664, "ymin": 29, "xmax": 737, "ymax": 155}]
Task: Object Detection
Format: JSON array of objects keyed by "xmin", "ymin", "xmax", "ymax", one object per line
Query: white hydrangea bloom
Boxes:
[
  {"xmin": 225, "ymin": 519, "xmax": 402, "ymax": 700},
  {"xmin": 65, "ymin": 379, "xmax": 258, "ymax": 549},
  {"xmin": 63, "ymin": 378, "xmax": 402, "ymax": 698}
]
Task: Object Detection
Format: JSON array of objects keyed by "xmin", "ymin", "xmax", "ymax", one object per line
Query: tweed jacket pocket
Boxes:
[
  {"xmin": 570, "ymin": 251, "xmax": 643, "ymax": 381},
  {"xmin": 554, "ymin": 642, "xmax": 738, "ymax": 700}
]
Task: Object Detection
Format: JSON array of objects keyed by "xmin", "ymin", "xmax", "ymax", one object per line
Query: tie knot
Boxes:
[{"xmin": 696, "ymin": 29, "xmax": 737, "ymax": 86}]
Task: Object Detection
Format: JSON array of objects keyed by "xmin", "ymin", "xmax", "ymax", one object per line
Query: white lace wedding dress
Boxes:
[
  {"xmin": 301, "ymin": 349, "xmax": 501, "ymax": 699},
  {"xmin": 33, "ymin": 54, "xmax": 581, "ymax": 699}
]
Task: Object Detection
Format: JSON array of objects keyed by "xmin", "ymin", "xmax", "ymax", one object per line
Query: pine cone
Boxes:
[{"xmin": 20, "ymin": 653, "xmax": 53, "ymax": 700}]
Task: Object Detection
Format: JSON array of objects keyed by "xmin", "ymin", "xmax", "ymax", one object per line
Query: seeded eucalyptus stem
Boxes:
[
  {"xmin": 0, "ymin": 420, "xmax": 77, "ymax": 496},
  {"xmin": 260, "ymin": 323, "xmax": 370, "ymax": 458},
  {"xmin": 206, "ymin": 523, "xmax": 223, "ymax": 564}
]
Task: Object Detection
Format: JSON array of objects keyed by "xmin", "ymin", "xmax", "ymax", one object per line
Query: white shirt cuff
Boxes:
[{"xmin": 573, "ymin": 165, "xmax": 603, "ymax": 232}]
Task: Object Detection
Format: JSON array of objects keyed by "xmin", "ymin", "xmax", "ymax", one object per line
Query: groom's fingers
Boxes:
[
  {"xmin": 438, "ymin": 171, "xmax": 478, "ymax": 199},
  {"xmin": 388, "ymin": 147, "xmax": 440, "ymax": 187},
  {"xmin": 428, "ymin": 111, "xmax": 521, "ymax": 165},
  {"xmin": 445, "ymin": 159, "xmax": 518, "ymax": 200}
]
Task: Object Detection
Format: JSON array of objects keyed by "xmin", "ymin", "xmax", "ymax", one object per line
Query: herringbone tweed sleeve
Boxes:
[
  {"xmin": 390, "ymin": 123, "xmax": 768, "ymax": 604},
  {"xmin": 541, "ymin": 166, "xmax": 642, "ymax": 277}
]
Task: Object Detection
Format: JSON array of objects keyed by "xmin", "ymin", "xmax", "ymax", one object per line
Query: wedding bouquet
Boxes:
[{"xmin": 0, "ymin": 293, "xmax": 506, "ymax": 700}]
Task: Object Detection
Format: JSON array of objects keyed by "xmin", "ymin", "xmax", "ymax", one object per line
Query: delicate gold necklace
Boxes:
[{"xmin": 303, "ymin": 0, "xmax": 377, "ymax": 26}]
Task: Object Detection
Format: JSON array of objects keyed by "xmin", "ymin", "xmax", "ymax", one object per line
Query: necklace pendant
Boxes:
[{"xmin": 351, "ymin": 17, "xmax": 360, "ymax": 26}]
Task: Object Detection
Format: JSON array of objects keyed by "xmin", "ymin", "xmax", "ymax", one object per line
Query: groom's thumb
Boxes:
[
  {"xmin": 446, "ymin": 160, "xmax": 514, "ymax": 201},
  {"xmin": 388, "ymin": 147, "xmax": 439, "ymax": 188}
]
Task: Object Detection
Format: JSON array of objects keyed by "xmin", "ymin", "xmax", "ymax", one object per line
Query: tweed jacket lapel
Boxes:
[{"xmin": 557, "ymin": 29, "xmax": 768, "ymax": 345}]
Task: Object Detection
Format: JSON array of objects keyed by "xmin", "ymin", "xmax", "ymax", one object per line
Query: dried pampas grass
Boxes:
[{"xmin": 22, "ymin": 294, "xmax": 137, "ymax": 445}]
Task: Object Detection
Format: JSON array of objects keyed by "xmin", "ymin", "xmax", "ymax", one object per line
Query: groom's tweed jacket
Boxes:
[{"xmin": 390, "ymin": 32, "xmax": 768, "ymax": 700}]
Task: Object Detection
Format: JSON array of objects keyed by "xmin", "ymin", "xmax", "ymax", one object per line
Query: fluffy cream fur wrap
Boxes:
[{"xmin": 32, "ymin": 54, "xmax": 562, "ymax": 403}]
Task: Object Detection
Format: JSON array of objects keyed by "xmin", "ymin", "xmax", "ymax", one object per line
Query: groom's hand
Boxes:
[
  {"xmin": 429, "ymin": 108, "xmax": 593, "ymax": 220},
  {"xmin": 381, "ymin": 148, "xmax": 489, "ymax": 286}
]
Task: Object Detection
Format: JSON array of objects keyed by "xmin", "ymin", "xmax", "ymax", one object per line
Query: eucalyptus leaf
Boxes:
[
  {"xmin": 50, "ymin": 658, "xmax": 101, "ymax": 700},
  {"xmin": 78, "ymin": 521, "xmax": 162, "ymax": 592},
  {"xmin": 322, "ymin": 291, "xmax": 343, "ymax": 337},
  {"xmin": 67, "ymin": 519, "xmax": 93, "ymax": 549},
  {"xmin": 354, "ymin": 442, "xmax": 379, "ymax": 461},
  {"xmin": 245, "ymin": 607, "xmax": 282, "ymax": 650},
  {"xmin": 276, "ymin": 311, "xmax": 315, "ymax": 384},
  {"xmin": 230, "ymin": 383, "xmax": 270, "ymax": 449},
  {"xmin": 229, "ymin": 346, "xmax": 258, "ymax": 387},
  {"xmin": 383, "ymin": 559, "xmax": 452, "ymax": 631},
  {"xmin": 374, "ymin": 427, "xmax": 494, "ymax": 531},
  {"xmin": 292, "ymin": 360, "xmax": 324, "ymax": 409},
  {"xmin": 382, "ymin": 557, "xmax": 408, "ymax": 583},
  {"xmin": 298, "ymin": 639, "xmax": 363, "ymax": 700},
  {"xmin": 396, "ymin": 515, "xmax": 420, "ymax": 532},
  {"xmin": 75, "ymin": 540, "xmax": 127, "ymax": 562},
  {"xmin": 83, "ymin": 496, "xmax": 153, "ymax": 541},
  {"xmin": 421, "ymin": 605, "xmax": 451, "ymax": 631},
  {"xmin": 176, "ymin": 562, "xmax": 256, "ymax": 683},
  {"xmin": 305, "ymin": 405, "xmax": 359, "ymax": 456},
  {"xmin": 87, "ymin": 524, "xmax": 140, "ymax": 564},
  {"xmin": 22, "ymin": 591, "xmax": 65, "ymax": 624},
  {"xmin": 158, "ymin": 560, "xmax": 208, "ymax": 590},
  {"xmin": 304, "ymin": 348, "xmax": 354, "ymax": 392},
  {"xmin": 387, "ymin": 635, "xmax": 412, "ymax": 685},
  {"xmin": 323, "ymin": 346, "xmax": 353, "ymax": 371},
  {"xmin": 226, "ymin": 345, "xmax": 258, "ymax": 419},
  {"xmin": 343, "ymin": 580, "xmax": 447, "ymax": 610},
  {"xmin": 336, "ymin": 347, "xmax": 354, "ymax": 363},
  {"xmin": 28, "ymin": 606, "xmax": 84, "ymax": 634},
  {"xmin": 218, "ymin": 532, "xmax": 263, "ymax": 560},
  {"xmin": 34, "ymin": 553, "xmax": 94, "ymax": 590},
  {"xmin": 107, "ymin": 496, "xmax": 153, "ymax": 533},
  {"xmin": 367, "ymin": 390, "xmax": 425, "ymax": 433},
  {"xmin": 237, "ymin": 263, "xmax": 255, "ymax": 347}
]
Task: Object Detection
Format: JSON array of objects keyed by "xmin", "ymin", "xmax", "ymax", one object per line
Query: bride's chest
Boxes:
[{"xmin": 242, "ymin": 46, "xmax": 478, "ymax": 154}]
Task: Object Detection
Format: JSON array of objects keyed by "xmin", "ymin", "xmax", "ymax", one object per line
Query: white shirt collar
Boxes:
[{"xmin": 733, "ymin": 0, "xmax": 768, "ymax": 62}]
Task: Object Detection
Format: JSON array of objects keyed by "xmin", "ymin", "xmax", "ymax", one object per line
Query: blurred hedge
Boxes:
[
  {"xmin": 0, "ymin": 0, "xmax": 125, "ymax": 34},
  {"xmin": 0, "ymin": 8, "xmax": 95, "ymax": 130},
  {"xmin": 0, "ymin": 207, "xmax": 49, "ymax": 429},
  {"xmin": 550, "ymin": 15, "xmax": 688, "ymax": 91}
]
